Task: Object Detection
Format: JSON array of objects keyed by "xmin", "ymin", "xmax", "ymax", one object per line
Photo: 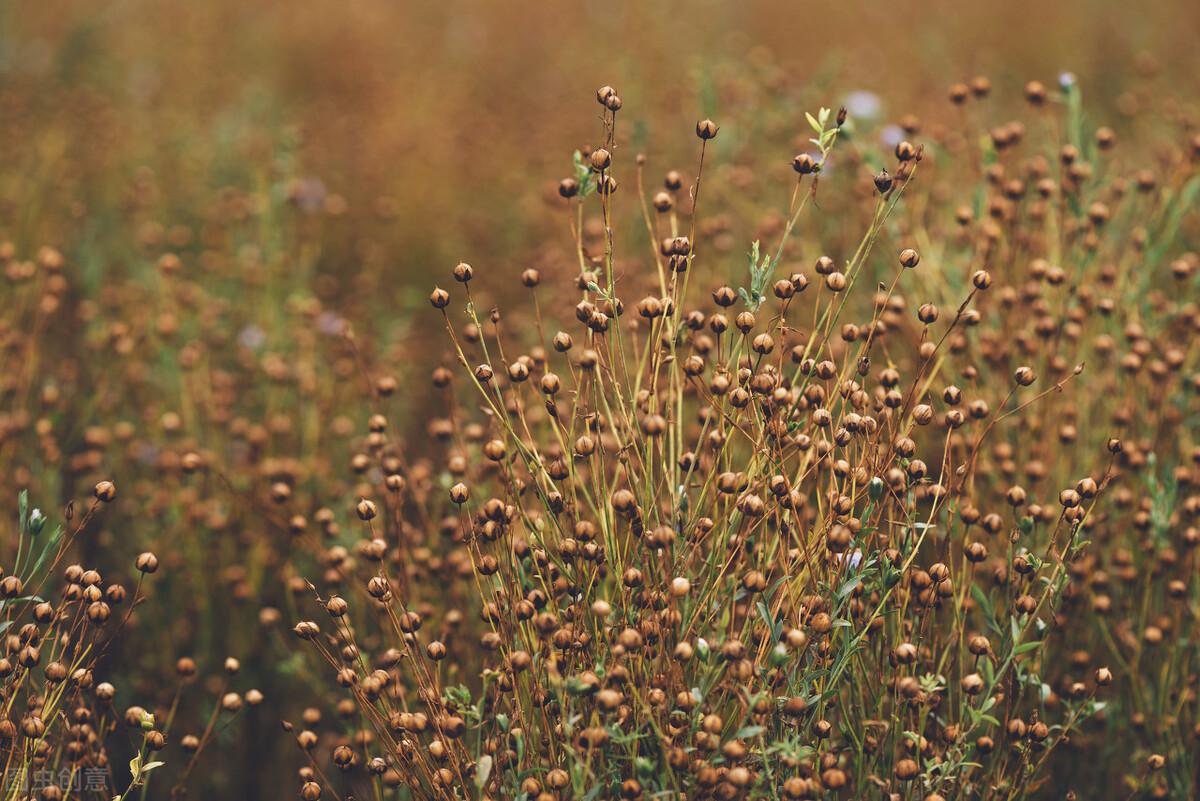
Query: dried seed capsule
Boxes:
[
  {"xmin": 695, "ymin": 119, "xmax": 719, "ymax": 140},
  {"xmin": 355, "ymin": 499, "xmax": 377, "ymax": 521},
  {"xmin": 792, "ymin": 153, "xmax": 816, "ymax": 174},
  {"xmin": 874, "ymin": 170, "xmax": 894, "ymax": 194}
]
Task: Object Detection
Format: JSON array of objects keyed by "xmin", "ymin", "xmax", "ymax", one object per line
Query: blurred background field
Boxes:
[
  {"xmin": 2, "ymin": 0, "xmax": 1199, "ymax": 797},
  {"xmin": 6, "ymin": 0, "xmax": 1199, "ymax": 286},
  {"xmin": 5, "ymin": 0, "xmax": 1197, "ymax": 420}
]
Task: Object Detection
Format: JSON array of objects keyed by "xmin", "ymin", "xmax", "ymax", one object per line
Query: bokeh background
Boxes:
[
  {"xmin": 6, "ymin": 0, "xmax": 1199, "ymax": 290},
  {"xmin": 2, "ymin": 0, "xmax": 1198, "ymax": 796},
  {"xmin": 7, "ymin": 0, "xmax": 1197, "ymax": 410}
]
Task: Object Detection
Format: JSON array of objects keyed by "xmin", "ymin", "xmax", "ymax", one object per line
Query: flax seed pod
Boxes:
[{"xmin": 696, "ymin": 119, "xmax": 719, "ymax": 140}]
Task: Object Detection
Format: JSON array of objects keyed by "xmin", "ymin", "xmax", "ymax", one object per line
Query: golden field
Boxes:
[{"xmin": 1, "ymin": 1, "xmax": 1199, "ymax": 798}]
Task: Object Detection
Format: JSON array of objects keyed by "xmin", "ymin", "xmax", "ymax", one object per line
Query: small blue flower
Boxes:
[
  {"xmin": 317, "ymin": 311, "xmax": 348, "ymax": 335},
  {"xmin": 844, "ymin": 90, "xmax": 882, "ymax": 121},
  {"xmin": 238, "ymin": 324, "xmax": 266, "ymax": 351},
  {"xmin": 880, "ymin": 125, "xmax": 905, "ymax": 148},
  {"xmin": 836, "ymin": 549, "xmax": 864, "ymax": 569}
]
